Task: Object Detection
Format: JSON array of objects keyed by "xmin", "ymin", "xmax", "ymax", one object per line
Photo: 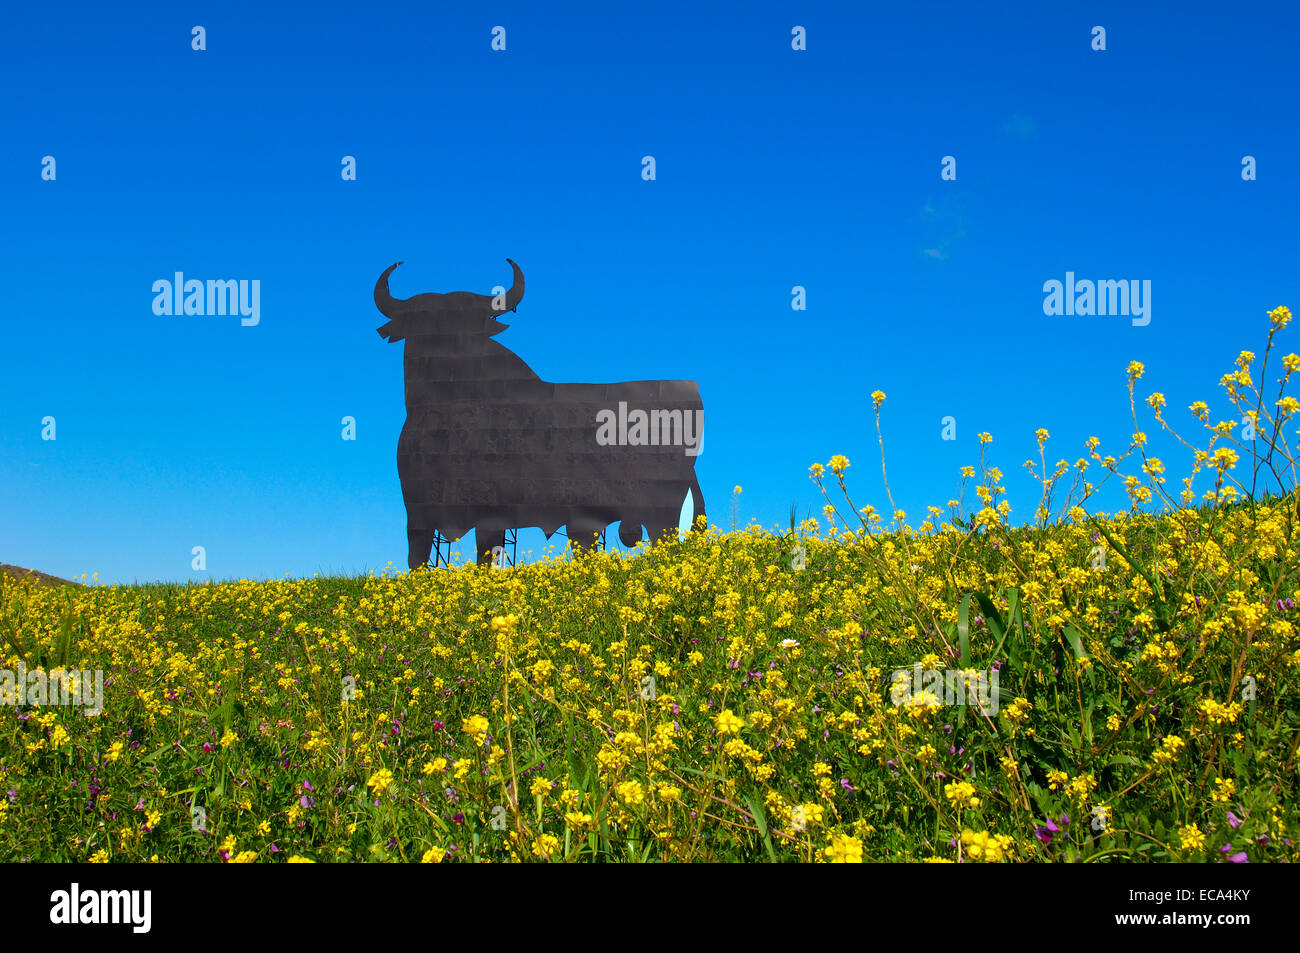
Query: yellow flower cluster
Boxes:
[{"xmin": 961, "ymin": 829, "xmax": 1014, "ymax": 862}]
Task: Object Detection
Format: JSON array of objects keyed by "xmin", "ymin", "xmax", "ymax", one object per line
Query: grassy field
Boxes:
[{"xmin": 2, "ymin": 308, "xmax": 1298, "ymax": 863}]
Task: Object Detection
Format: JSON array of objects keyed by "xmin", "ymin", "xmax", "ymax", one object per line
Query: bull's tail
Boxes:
[{"xmin": 688, "ymin": 473, "xmax": 706, "ymax": 532}]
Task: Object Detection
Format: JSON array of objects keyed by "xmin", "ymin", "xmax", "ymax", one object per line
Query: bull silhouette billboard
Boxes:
[{"xmin": 376, "ymin": 260, "xmax": 706, "ymax": 568}]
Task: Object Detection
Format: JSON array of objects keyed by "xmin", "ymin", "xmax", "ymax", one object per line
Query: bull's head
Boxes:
[{"xmin": 375, "ymin": 259, "xmax": 524, "ymax": 343}]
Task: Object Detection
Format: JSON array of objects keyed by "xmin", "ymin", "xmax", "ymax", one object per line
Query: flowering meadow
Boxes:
[{"xmin": 2, "ymin": 308, "xmax": 1298, "ymax": 863}]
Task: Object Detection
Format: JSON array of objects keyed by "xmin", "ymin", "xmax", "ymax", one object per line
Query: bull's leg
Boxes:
[
  {"xmin": 643, "ymin": 514, "xmax": 680, "ymax": 546},
  {"xmin": 408, "ymin": 527, "xmax": 434, "ymax": 571},
  {"xmin": 618, "ymin": 518, "xmax": 644, "ymax": 548},
  {"xmin": 476, "ymin": 527, "xmax": 507, "ymax": 567},
  {"xmin": 566, "ymin": 519, "xmax": 605, "ymax": 556}
]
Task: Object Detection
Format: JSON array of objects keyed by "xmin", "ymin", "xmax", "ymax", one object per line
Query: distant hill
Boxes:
[{"xmin": 0, "ymin": 564, "xmax": 78, "ymax": 587}]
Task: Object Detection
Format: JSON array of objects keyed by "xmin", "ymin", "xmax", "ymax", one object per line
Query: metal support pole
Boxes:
[{"xmin": 431, "ymin": 530, "xmax": 453, "ymax": 569}]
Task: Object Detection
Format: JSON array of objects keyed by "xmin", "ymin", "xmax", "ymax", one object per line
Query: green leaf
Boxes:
[
  {"xmin": 1064, "ymin": 624, "xmax": 1088, "ymax": 660},
  {"xmin": 744, "ymin": 792, "xmax": 778, "ymax": 863},
  {"xmin": 1006, "ymin": 588, "xmax": 1026, "ymax": 659},
  {"xmin": 1064, "ymin": 623, "xmax": 1095, "ymax": 689},
  {"xmin": 957, "ymin": 593, "xmax": 972, "ymax": 667},
  {"xmin": 972, "ymin": 591, "xmax": 1016, "ymax": 665}
]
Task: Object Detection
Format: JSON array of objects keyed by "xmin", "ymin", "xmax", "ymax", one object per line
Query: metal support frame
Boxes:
[
  {"xmin": 428, "ymin": 525, "xmax": 601, "ymax": 570},
  {"xmin": 430, "ymin": 530, "xmax": 454, "ymax": 569},
  {"xmin": 500, "ymin": 528, "xmax": 518, "ymax": 567}
]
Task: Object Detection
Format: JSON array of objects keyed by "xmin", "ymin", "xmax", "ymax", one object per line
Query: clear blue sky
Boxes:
[{"xmin": 2, "ymin": 0, "xmax": 1296, "ymax": 583}]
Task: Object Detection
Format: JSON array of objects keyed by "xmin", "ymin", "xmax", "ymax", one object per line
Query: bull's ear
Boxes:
[{"xmin": 376, "ymin": 321, "xmax": 404, "ymax": 342}]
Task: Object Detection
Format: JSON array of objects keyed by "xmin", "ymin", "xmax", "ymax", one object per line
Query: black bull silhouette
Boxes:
[{"xmin": 375, "ymin": 260, "xmax": 706, "ymax": 568}]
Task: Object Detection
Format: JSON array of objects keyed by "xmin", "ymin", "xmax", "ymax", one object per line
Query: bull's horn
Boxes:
[
  {"xmin": 502, "ymin": 258, "xmax": 524, "ymax": 312},
  {"xmin": 374, "ymin": 261, "xmax": 406, "ymax": 317}
]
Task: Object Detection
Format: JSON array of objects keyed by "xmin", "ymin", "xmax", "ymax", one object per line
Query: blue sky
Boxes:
[{"xmin": 1, "ymin": 0, "xmax": 1297, "ymax": 583}]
